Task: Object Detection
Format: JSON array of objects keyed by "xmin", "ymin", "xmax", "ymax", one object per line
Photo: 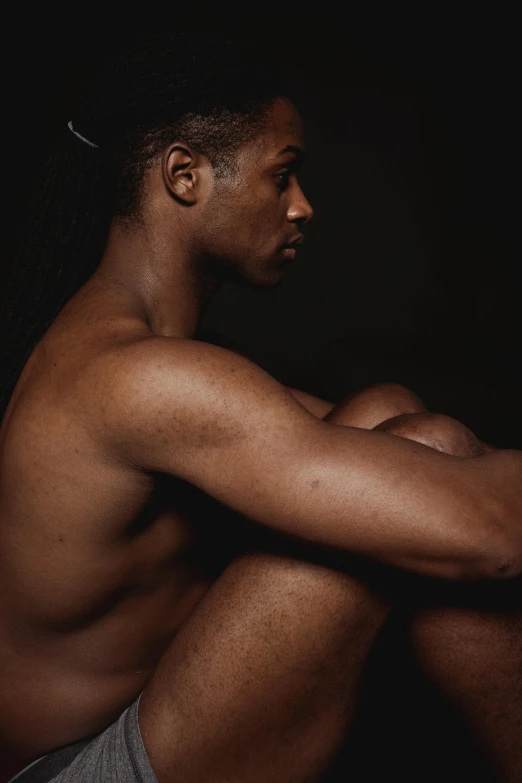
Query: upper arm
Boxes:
[
  {"xmin": 103, "ymin": 337, "xmax": 521, "ymax": 580},
  {"xmin": 106, "ymin": 337, "xmax": 320, "ymax": 497}
]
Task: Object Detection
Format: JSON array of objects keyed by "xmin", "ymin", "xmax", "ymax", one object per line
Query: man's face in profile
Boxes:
[{"xmin": 200, "ymin": 97, "xmax": 314, "ymax": 288}]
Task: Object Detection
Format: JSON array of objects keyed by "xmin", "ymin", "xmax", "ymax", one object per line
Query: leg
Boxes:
[
  {"xmin": 138, "ymin": 386, "xmax": 427, "ymax": 783},
  {"xmin": 140, "ymin": 551, "xmax": 389, "ymax": 783},
  {"xmin": 352, "ymin": 408, "xmax": 520, "ymax": 782}
]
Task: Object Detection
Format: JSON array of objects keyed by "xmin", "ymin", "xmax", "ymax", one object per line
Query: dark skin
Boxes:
[
  {"xmin": 194, "ymin": 355, "xmax": 521, "ymax": 782},
  {"xmin": 1, "ymin": 97, "xmax": 521, "ymax": 781},
  {"xmin": 205, "ymin": 337, "xmax": 521, "ymax": 782}
]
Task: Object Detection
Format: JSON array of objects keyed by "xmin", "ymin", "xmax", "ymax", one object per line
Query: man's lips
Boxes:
[
  {"xmin": 280, "ymin": 235, "xmax": 304, "ymax": 262},
  {"xmin": 283, "ymin": 235, "xmax": 305, "ymax": 249}
]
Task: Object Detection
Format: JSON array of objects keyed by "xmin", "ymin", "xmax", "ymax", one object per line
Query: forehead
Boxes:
[{"xmin": 252, "ymin": 97, "xmax": 305, "ymax": 159}]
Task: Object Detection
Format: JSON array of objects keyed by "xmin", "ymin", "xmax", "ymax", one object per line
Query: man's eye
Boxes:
[{"xmin": 276, "ymin": 170, "xmax": 291, "ymax": 189}]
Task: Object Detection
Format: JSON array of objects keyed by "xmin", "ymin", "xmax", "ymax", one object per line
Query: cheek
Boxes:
[
  {"xmin": 244, "ymin": 193, "xmax": 287, "ymax": 239},
  {"xmin": 205, "ymin": 183, "xmax": 284, "ymax": 252}
]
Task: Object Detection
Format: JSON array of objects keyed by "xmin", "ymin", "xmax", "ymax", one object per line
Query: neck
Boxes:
[{"xmin": 94, "ymin": 216, "xmax": 219, "ymax": 338}]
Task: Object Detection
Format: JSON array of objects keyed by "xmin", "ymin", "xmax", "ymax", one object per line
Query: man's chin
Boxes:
[{"xmin": 250, "ymin": 267, "xmax": 285, "ymax": 290}]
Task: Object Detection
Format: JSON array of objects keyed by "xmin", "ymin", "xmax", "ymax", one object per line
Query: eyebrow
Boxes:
[{"xmin": 278, "ymin": 145, "xmax": 305, "ymax": 166}]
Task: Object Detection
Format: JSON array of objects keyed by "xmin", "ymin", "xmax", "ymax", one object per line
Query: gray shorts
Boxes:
[{"xmin": 8, "ymin": 696, "xmax": 158, "ymax": 782}]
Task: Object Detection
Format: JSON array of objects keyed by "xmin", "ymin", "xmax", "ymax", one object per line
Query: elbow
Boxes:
[
  {"xmin": 489, "ymin": 546, "xmax": 522, "ymax": 581},
  {"xmin": 478, "ymin": 450, "xmax": 522, "ymax": 581},
  {"xmin": 469, "ymin": 535, "xmax": 522, "ymax": 582}
]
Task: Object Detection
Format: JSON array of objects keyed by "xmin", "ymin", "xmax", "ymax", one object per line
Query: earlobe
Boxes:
[{"xmin": 163, "ymin": 144, "xmax": 199, "ymax": 205}]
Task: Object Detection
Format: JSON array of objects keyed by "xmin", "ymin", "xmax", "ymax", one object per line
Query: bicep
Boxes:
[{"xmin": 108, "ymin": 337, "xmax": 320, "ymax": 494}]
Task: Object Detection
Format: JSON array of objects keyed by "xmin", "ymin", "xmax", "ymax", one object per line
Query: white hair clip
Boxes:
[{"xmin": 68, "ymin": 121, "xmax": 99, "ymax": 149}]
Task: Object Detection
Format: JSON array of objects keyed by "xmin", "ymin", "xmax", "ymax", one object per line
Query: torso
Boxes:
[{"xmin": 0, "ymin": 285, "xmax": 239, "ymax": 772}]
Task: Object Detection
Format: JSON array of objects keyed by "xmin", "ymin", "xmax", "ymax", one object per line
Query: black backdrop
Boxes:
[
  {"xmin": 2, "ymin": 24, "xmax": 520, "ymax": 781},
  {"xmin": 4, "ymin": 26, "xmax": 520, "ymax": 447}
]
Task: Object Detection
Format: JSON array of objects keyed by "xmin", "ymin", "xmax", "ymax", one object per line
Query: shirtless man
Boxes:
[{"xmin": 1, "ymin": 34, "xmax": 521, "ymax": 782}]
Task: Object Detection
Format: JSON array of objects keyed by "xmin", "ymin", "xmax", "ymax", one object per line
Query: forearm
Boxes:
[
  {"xmin": 293, "ymin": 391, "xmax": 516, "ymax": 580},
  {"xmin": 288, "ymin": 386, "xmax": 517, "ymax": 582},
  {"xmin": 292, "ymin": 426, "xmax": 521, "ymax": 582},
  {"xmin": 279, "ymin": 390, "xmax": 517, "ymax": 580},
  {"xmin": 184, "ymin": 410, "xmax": 521, "ymax": 584}
]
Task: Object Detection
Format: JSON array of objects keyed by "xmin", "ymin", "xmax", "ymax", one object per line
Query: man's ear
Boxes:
[{"xmin": 162, "ymin": 143, "xmax": 203, "ymax": 205}]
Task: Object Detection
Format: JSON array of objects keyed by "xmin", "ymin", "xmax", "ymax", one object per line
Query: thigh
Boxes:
[
  {"xmin": 138, "ymin": 551, "xmax": 390, "ymax": 783},
  {"xmin": 137, "ymin": 383, "xmax": 437, "ymax": 782}
]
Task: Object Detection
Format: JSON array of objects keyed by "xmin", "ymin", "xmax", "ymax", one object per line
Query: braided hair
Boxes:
[{"xmin": 0, "ymin": 33, "xmax": 282, "ymax": 420}]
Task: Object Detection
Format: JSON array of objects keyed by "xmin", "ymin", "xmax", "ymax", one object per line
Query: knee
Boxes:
[
  {"xmin": 374, "ymin": 412, "xmax": 485, "ymax": 458},
  {"xmin": 363, "ymin": 382, "xmax": 426, "ymax": 412},
  {"xmin": 326, "ymin": 382, "xmax": 426, "ymax": 429}
]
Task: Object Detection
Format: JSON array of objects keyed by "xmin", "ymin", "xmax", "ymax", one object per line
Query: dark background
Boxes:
[
  {"xmin": 2, "ymin": 25, "xmax": 519, "ymax": 780},
  {"xmin": 4, "ymin": 26, "xmax": 520, "ymax": 447}
]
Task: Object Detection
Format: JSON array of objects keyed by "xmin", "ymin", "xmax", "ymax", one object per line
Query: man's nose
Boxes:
[{"xmin": 288, "ymin": 189, "xmax": 314, "ymax": 225}]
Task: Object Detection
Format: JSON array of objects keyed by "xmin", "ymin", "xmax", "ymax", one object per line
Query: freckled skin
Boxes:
[{"xmin": 1, "ymin": 98, "xmax": 521, "ymax": 782}]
